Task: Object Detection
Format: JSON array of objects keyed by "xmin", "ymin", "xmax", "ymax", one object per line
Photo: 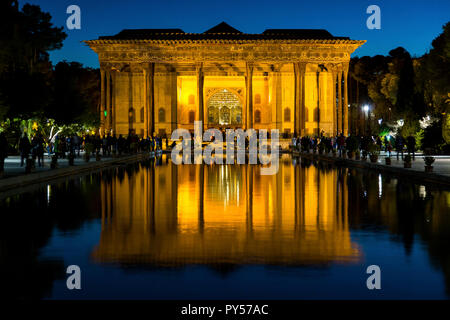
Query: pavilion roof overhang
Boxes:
[
  {"xmin": 85, "ymin": 22, "xmax": 365, "ymax": 46},
  {"xmin": 84, "ymin": 23, "xmax": 366, "ymax": 64},
  {"xmin": 84, "ymin": 38, "xmax": 365, "ymax": 45}
]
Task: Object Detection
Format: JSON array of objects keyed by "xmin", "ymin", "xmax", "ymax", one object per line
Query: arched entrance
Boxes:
[{"xmin": 207, "ymin": 89, "xmax": 242, "ymax": 127}]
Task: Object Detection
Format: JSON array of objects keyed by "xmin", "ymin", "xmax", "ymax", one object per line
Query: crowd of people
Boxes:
[
  {"xmin": 0, "ymin": 128, "xmax": 423, "ymax": 175},
  {"xmin": 291, "ymin": 132, "xmax": 417, "ymax": 159},
  {"xmin": 0, "ymin": 130, "xmax": 171, "ymax": 173}
]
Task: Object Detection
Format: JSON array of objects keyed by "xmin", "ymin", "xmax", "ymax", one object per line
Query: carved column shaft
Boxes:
[
  {"xmin": 274, "ymin": 67, "xmax": 283, "ymax": 131},
  {"xmin": 143, "ymin": 67, "xmax": 150, "ymax": 137},
  {"xmin": 337, "ymin": 70, "xmax": 343, "ymax": 134},
  {"xmin": 171, "ymin": 70, "xmax": 178, "ymax": 132},
  {"xmin": 316, "ymin": 69, "xmax": 320, "ymax": 132},
  {"xmin": 246, "ymin": 63, "xmax": 253, "ymax": 129},
  {"xmin": 100, "ymin": 69, "xmax": 105, "ymax": 133},
  {"xmin": 106, "ymin": 70, "xmax": 111, "ymax": 133},
  {"xmin": 294, "ymin": 63, "xmax": 300, "ymax": 135},
  {"xmin": 343, "ymin": 65, "xmax": 349, "ymax": 136},
  {"xmin": 149, "ymin": 63, "xmax": 155, "ymax": 136},
  {"xmin": 299, "ymin": 63, "xmax": 306, "ymax": 136},
  {"xmin": 111, "ymin": 71, "xmax": 116, "ymax": 134},
  {"xmin": 331, "ymin": 69, "xmax": 337, "ymax": 136},
  {"xmin": 197, "ymin": 63, "xmax": 204, "ymax": 128}
]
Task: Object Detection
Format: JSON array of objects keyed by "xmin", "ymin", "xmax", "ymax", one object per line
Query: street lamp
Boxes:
[
  {"xmin": 363, "ymin": 105, "xmax": 369, "ymax": 113},
  {"xmin": 362, "ymin": 105, "xmax": 370, "ymax": 134}
]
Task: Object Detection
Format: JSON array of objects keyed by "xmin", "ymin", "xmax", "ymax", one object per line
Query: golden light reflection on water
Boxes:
[{"xmin": 92, "ymin": 156, "xmax": 361, "ymax": 266}]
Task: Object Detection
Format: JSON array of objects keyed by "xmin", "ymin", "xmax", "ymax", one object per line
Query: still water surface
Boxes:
[{"xmin": 1, "ymin": 155, "xmax": 450, "ymax": 299}]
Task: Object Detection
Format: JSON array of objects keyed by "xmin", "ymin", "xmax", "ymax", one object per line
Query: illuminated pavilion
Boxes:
[{"xmin": 85, "ymin": 22, "xmax": 365, "ymax": 137}]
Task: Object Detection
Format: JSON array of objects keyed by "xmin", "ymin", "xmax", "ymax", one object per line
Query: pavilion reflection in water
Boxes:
[{"xmin": 92, "ymin": 156, "xmax": 360, "ymax": 266}]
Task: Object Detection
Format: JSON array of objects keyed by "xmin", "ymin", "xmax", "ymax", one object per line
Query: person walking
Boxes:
[
  {"xmin": 376, "ymin": 136, "xmax": 382, "ymax": 151},
  {"xmin": 73, "ymin": 133, "xmax": 81, "ymax": 157},
  {"xmin": 19, "ymin": 133, "xmax": 31, "ymax": 166},
  {"xmin": 118, "ymin": 134, "xmax": 125, "ymax": 155},
  {"xmin": 395, "ymin": 134, "xmax": 404, "ymax": 160},
  {"xmin": 406, "ymin": 135, "xmax": 416, "ymax": 160},
  {"xmin": 32, "ymin": 133, "xmax": 45, "ymax": 167},
  {"xmin": 387, "ymin": 140, "xmax": 393, "ymax": 157},
  {"xmin": 102, "ymin": 135, "xmax": 108, "ymax": 156},
  {"xmin": 337, "ymin": 133, "xmax": 345, "ymax": 157}
]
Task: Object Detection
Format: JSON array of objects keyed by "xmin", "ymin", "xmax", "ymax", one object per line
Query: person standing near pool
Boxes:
[
  {"xmin": 19, "ymin": 133, "xmax": 31, "ymax": 167},
  {"xmin": 395, "ymin": 134, "xmax": 404, "ymax": 160},
  {"xmin": 406, "ymin": 135, "xmax": 416, "ymax": 160}
]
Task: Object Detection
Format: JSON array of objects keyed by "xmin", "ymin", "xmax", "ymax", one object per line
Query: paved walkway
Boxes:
[
  {"xmin": 0, "ymin": 152, "xmax": 155, "ymax": 196},
  {"xmin": 375, "ymin": 152, "xmax": 450, "ymax": 177},
  {"xmin": 1, "ymin": 153, "xmax": 116, "ymax": 179}
]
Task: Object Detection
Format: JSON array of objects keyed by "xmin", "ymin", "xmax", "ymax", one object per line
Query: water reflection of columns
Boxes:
[
  {"xmin": 294, "ymin": 163, "xmax": 304, "ymax": 232},
  {"xmin": 148, "ymin": 161, "xmax": 155, "ymax": 234},
  {"xmin": 169, "ymin": 162, "xmax": 178, "ymax": 232},
  {"xmin": 336, "ymin": 167, "xmax": 348, "ymax": 230},
  {"xmin": 246, "ymin": 164, "xmax": 253, "ymax": 235},
  {"xmin": 198, "ymin": 164, "xmax": 204, "ymax": 233},
  {"xmin": 101, "ymin": 172, "xmax": 115, "ymax": 229},
  {"xmin": 343, "ymin": 169, "xmax": 348, "ymax": 229},
  {"xmin": 275, "ymin": 162, "xmax": 283, "ymax": 232},
  {"xmin": 197, "ymin": 63, "xmax": 204, "ymax": 129},
  {"xmin": 316, "ymin": 165, "xmax": 321, "ymax": 227}
]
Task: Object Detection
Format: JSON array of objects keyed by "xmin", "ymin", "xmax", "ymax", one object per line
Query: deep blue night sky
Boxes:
[{"xmin": 18, "ymin": 0, "xmax": 450, "ymax": 68}]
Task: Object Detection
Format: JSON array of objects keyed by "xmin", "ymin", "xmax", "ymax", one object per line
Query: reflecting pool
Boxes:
[{"xmin": 1, "ymin": 155, "xmax": 450, "ymax": 299}]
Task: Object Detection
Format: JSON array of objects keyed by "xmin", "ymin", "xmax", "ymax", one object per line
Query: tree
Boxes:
[
  {"xmin": 421, "ymin": 22, "xmax": 450, "ymax": 115},
  {"xmin": 0, "ymin": 2, "xmax": 66, "ymax": 120},
  {"xmin": 49, "ymin": 61, "xmax": 100, "ymax": 126}
]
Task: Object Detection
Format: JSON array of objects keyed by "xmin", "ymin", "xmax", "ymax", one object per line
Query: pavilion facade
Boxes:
[{"xmin": 85, "ymin": 22, "xmax": 365, "ymax": 137}]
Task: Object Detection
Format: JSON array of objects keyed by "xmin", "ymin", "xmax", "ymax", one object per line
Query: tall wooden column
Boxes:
[
  {"xmin": 246, "ymin": 62, "xmax": 254, "ymax": 129},
  {"xmin": 294, "ymin": 63, "xmax": 301, "ymax": 136},
  {"xmin": 105, "ymin": 69, "xmax": 111, "ymax": 134},
  {"xmin": 337, "ymin": 68, "xmax": 343, "ymax": 134},
  {"xmin": 264, "ymin": 75, "xmax": 269, "ymax": 125},
  {"xmin": 273, "ymin": 64, "xmax": 283, "ymax": 131},
  {"xmin": 196, "ymin": 63, "xmax": 204, "ymax": 128},
  {"xmin": 143, "ymin": 67, "xmax": 149, "ymax": 137},
  {"xmin": 299, "ymin": 63, "xmax": 307, "ymax": 136},
  {"xmin": 100, "ymin": 68, "xmax": 105, "ymax": 134},
  {"xmin": 170, "ymin": 70, "xmax": 178, "ymax": 133},
  {"xmin": 316, "ymin": 68, "xmax": 321, "ymax": 134},
  {"xmin": 331, "ymin": 68, "xmax": 337, "ymax": 136},
  {"xmin": 148, "ymin": 63, "xmax": 155, "ymax": 136},
  {"xmin": 111, "ymin": 71, "xmax": 116, "ymax": 134},
  {"xmin": 343, "ymin": 64, "xmax": 349, "ymax": 136}
]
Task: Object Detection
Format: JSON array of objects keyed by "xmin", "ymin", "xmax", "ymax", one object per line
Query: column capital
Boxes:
[
  {"xmin": 99, "ymin": 62, "xmax": 117, "ymax": 73},
  {"xmin": 298, "ymin": 62, "xmax": 307, "ymax": 73},
  {"xmin": 270, "ymin": 63, "xmax": 284, "ymax": 73},
  {"xmin": 342, "ymin": 61, "xmax": 350, "ymax": 71},
  {"xmin": 195, "ymin": 62, "xmax": 203, "ymax": 72},
  {"xmin": 142, "ymin": 62, "xmax": 155, "ymax": 74}
]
